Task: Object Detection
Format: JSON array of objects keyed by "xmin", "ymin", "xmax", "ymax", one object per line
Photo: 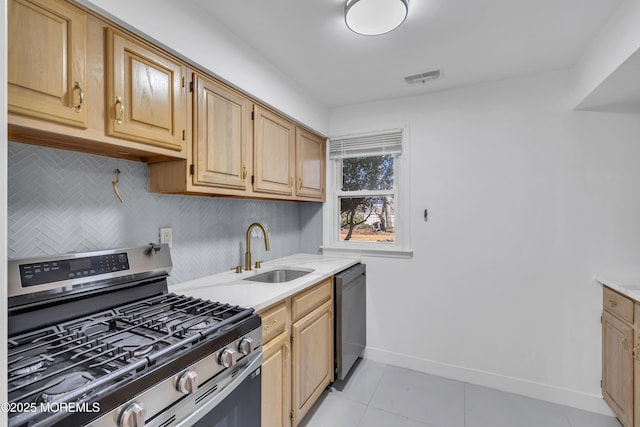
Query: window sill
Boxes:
[{"xmin": 321, "ymin": 245, "xmax": 413, "ymax": 259}]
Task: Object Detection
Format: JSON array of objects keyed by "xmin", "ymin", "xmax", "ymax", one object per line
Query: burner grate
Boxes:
[
  {"xmin": 115, "ymin": 293, "xmax": 249, "ymax": 338},
  {"xmin": 7, "ymin": 292, "xmax": 254, "ymax": 427}
]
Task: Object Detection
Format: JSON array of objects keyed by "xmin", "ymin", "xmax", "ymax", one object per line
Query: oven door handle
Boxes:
[{"xmin": 176, "ymin": 352, "xmax": 262, "ymax": 426}]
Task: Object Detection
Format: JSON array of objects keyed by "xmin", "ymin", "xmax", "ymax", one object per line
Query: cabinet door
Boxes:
[
  {"xmin": 253, "ymin": 106, "xmax": 295, "ymax": 196},
  {"xmin": 193, "ymin": 75, "xmax": 250, "ymax": 190},
  {"xmin": 106, "ymin": 28, "xmax": 186, "ymax": 151},
  {"xmin": 295, "ymin": 128, "xmax": 325, "ymax": 200},
  {"xmin": 292, "ymin": 301, "xmax": 333, "ymax": 425},
  {"xmin": 8, "ymin": 0, "xmax": 87, "ymax": 128},
  {"xmin": 602, "ymin": 310, "xmax": 634, "ymax": 427},
  {"xmin": 262, "ymin": 333, "xmax": 291, "ymax": 427},
  {"xmin": 636, "ymin": 330, "xmax": 640, "ymax": 427}
]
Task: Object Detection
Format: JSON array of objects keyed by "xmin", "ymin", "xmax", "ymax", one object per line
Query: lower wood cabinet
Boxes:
[
  {"xmin": 291, "ymin": 300, "xmax": 333, "ymax": 425},
  {"xmin": 262, "ymin": 331, "xmax": 291, "ymax": 427},
  {"xmin": 636, "ymin": 304, "xmax": 640, "ymax": 427},
  {"xmin": 259, "ymin": 278, "xmax": 334, "ymax": 427},
  {"xmin": 601, "ymin": 286, "xmax": 637, "ymax": 427}
]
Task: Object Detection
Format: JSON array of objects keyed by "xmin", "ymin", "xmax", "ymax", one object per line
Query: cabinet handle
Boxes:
[
  {"xmin": 73, "ymin": 81, "xmax": 84, "ymax": 113},
  {"xmin": 297, "ymin": 177, "xmax": 302, "ymax": 191},
  {"xmin": 264, "ymin": 319, "xmax": 278, "ymax": 331},
  {"xmin": 621, "ymin": 336, "xmax": 628, "ymax": 352},
  {"xmin": 242, "ymin": 165, "xmax": 247, "ymax": 181},
  {"xmin": 115, "ymin": 96, "xmax": 125, "ymax": 125},
  {"xmin": 608, "ymin": 299, "xmax": 618, "ymax": 307},
  {"xmin": 285, "ymin": 341, "xmax": 290, "ymax": 362}
]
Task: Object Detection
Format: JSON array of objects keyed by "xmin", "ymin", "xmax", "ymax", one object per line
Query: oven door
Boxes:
[{"xmin": 177, "ymin": 353, "xmax": 262, "ymax": 427}]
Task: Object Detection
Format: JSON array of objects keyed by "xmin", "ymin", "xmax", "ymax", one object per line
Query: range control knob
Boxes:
[
  {"xmin": 219, "ymin": 348, "xmax": 237, "ymax": 368},
  {"xmin": 238, "ymin": 337, "xmax": 254, "ymax": 355},
  {"xmin": 176, "ymin": 370, "xmax": 198, "ymax": 395},
  {"xmin": 118, "ymin": 402, "xmax": 145, "ymax": 427}
]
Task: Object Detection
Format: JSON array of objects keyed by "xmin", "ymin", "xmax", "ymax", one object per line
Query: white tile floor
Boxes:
[{"xmin": 298, "ymin": 359, "xmax": 621, "ymax": 427}]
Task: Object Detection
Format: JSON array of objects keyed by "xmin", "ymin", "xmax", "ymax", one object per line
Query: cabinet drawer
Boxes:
[
  {"xmin": 635, "ymin": 304, "xmax": 640, "ymax": 329},
  {"xmin": 603, "ymin": 287, "xmax": 634, "ymax": 324},
  {"xmin": 292, "ymin": 278, "xmax": 332, "ymax": 322},
  {"xmin": 259, "ymin": 301, "xmax": 288, "ymax": 344}
]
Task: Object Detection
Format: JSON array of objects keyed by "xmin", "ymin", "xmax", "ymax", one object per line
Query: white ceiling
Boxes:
[
  {"xmin": 577, "ymin": 47, "xmax": 640, "ymax": 113},
  {"xmin": 188, "ymin": 0, "xmax": 624, "ymax": 108}
]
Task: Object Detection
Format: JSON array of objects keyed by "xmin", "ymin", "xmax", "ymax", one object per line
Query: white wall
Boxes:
[
  {"xmin": 79, "ymin": 0, "xmax": 329, "ymax": 135},
  {"xmin": 329, "ymin": 70, "xmax": 640, "ymax": 413}
]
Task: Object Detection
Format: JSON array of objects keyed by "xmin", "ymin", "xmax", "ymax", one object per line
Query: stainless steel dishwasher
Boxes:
[{"xmin": 335, "ymin": 263, "xmax": 366, "ymax": 381}]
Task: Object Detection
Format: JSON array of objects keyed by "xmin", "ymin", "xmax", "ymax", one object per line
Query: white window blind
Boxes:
[{"xmin": 329, "ymin": 129, "xmax": 402, "ymax": 159}]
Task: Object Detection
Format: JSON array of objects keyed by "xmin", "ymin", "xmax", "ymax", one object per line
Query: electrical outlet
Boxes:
[{"xmin": 160, "ymin": 227, "xmax": 173, "ymax": 248}]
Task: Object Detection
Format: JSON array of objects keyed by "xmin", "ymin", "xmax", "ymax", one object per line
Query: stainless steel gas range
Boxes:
[{"xmin": 7, "ymin": 244, "xmax": 262, "ymax": 427}]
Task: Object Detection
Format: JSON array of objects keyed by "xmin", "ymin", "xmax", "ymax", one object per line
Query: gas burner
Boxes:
[
  {"xmin": 160, "ymin": 316, "xmax": 218, "ymax": 335},
  {"xmin": 187, "ymin": 318, "xmax": 219, "ymax": 333},
  {"xmin": 105, "ymin": 332, "xmax": 155, "ymax": 357},
  {"xmin": 40, "ymin": 372, "xmax": 95, "ymax": 402},
  {"xmin": 10, "ymin": 356, "xmax": 47, "ymax": 377}
]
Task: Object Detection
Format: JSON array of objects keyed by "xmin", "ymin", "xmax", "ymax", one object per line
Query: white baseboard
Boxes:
[{"xmin": 363, "ymin": 346, "xmax": 614, "ymax": 416}]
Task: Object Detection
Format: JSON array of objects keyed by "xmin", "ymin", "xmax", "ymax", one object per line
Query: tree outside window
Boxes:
[{"xmin": 339, "ymin": 155, "xmax": 396, "ymax": 242}]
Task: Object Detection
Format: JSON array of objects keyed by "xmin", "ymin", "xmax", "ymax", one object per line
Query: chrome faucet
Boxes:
[{"xmin": 245, "ymin": 222, "xmax": 270, "ymax": 270}]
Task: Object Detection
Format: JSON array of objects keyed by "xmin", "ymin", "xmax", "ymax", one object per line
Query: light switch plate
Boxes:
[{"xmin": 160, "ymin": 227, "xmax": 173, "ymax": 248}]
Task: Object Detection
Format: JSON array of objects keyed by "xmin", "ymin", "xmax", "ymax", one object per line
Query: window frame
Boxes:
[{"xmin": 322, "ymin": 126, "xmax": 413, "ymax": 259}]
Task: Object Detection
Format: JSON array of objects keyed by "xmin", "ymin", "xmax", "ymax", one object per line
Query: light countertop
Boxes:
[
  {"xmin": 594, "ymin": 274, "xmax": 640, "ymax": 303},
  {"xmin": 169, "ymin": 253, "xmax": 361, "ymax": 312}
]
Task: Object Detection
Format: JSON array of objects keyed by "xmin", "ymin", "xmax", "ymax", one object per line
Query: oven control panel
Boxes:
[{"xmin": 19, "ymin": 253, "xmax": 130, "ymax": 287}]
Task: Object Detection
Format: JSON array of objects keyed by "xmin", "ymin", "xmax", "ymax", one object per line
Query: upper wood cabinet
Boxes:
[
  {"xmin": 253, "ymin": 106, "xmax": 296, "ymax": 197},
  {"xmin": 193, "ymin": 74, "xmax": 251, "ymax": 191},
  {"xmin": 295, "ymin": 128, "xmax": 325, "ymax": 200},
  {"xmin": 105, "ymin": 28, "xmax": 187, "ymax": 152},
  {"xmin": 8, "ymin": 0, "xmax": 87, "ymax": 128},
  {"xmin": 149, "ymin": 101, "xmax": 326, "ymax": 201},
  {"xmin": 7, "ymin": 0, "xmax": 325, "ymax": 200},
  {"xmin": 8, "ymin": 9, "xmax": 186, "ymax": 161}
]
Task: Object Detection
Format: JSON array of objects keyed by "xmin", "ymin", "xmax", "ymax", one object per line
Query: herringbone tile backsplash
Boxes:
[{"xmin": 8, "ymin": 142, "xmax": 322, "ymax": 285}]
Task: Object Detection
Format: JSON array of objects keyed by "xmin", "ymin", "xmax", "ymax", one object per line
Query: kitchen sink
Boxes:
[{"xmin": 243, "ymin": 268, "xmax": 314, "ymax": 284}]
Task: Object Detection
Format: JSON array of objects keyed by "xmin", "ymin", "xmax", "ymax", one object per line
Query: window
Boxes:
[{"xmin": 323, "ymin": 128, "xmax": 412, "ymax": 258}]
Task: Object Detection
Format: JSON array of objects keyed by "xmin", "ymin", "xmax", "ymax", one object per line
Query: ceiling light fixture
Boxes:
[{"xmin": 345, "ymin": 0, "xmax": 409, "ymax": 36}]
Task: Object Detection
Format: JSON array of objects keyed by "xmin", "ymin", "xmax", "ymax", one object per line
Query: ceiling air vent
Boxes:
[{"xmin": 404, "ymin": 70, "xmax": 441, "ymax": 84}]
